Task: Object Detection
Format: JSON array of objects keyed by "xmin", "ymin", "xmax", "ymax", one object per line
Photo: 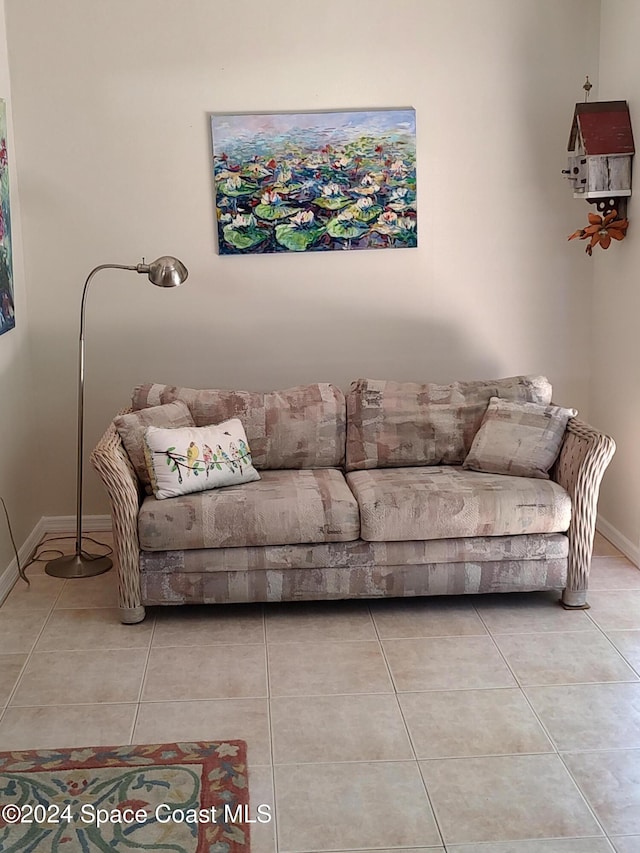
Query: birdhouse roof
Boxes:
[{"xmin": 568, "ymin": 100, "xmax": 635, "ymax": 155}]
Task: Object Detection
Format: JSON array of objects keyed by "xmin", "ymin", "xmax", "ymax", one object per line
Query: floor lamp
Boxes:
[{"xmin": 46, "ymin": 256, "xmax": 189, "ymax": 579}]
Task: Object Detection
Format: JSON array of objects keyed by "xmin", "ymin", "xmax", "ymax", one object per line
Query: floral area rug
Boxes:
[{"xmin": 0, "ymin": 740, "xmax": 250, "ymax": 852}]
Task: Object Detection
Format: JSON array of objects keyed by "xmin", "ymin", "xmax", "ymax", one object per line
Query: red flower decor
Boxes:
[{"xmin": 568, "ymin": 210, "xmax": 629, "ymax": 256}]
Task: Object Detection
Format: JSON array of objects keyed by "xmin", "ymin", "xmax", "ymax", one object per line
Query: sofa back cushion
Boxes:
[
  {"xmin": 114, "ymin": 400, "xmax": 195, "ymax": 492},
  {"xmin": 345, "ymin": 375, "xmax": 553, "ymax": 471},
  {"xmin": 132, "ymin": 383, "xmax": 345, "ymax": 469}
]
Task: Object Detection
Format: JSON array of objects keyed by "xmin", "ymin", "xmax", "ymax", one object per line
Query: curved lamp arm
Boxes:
[
  {"xmin": 47, "ymin": 256, "xmax": 188, "ymax": 579},
  {"xmin": 75, "ymin": 264, "xmax": 138, "ymax": 558}
]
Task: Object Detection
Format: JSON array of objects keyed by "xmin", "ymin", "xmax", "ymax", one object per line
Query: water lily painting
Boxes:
[
  {"xmin": 0, "ymin": 99, "xmax": 15, "ymax": 335},
  {"xmin": 210, "ymin": 108, "xmax": 417, "ymax": 254}
]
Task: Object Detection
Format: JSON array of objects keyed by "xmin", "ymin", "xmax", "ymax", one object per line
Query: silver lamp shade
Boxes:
[{"xmin": 139, "ymin": 256, "xmax": 189, "ymax": 288}]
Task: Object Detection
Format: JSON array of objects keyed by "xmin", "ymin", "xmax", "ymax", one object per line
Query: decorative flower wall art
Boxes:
[
  {"xmin": 210, "ymin": 109, "xmax": 417, "ymax": 254},
  {"xmin": 0, "ymin": 99, "xmax": 15, "ymax": 335}
]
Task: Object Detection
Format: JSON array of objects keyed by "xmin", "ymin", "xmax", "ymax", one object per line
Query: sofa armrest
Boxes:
[
  {"xmin": 552, "ymin": 417, "xmax": 616, "ymax": 607},
  {"xmin": 90, "ymin": 409, "xmax": 145, "ymax": 623}
]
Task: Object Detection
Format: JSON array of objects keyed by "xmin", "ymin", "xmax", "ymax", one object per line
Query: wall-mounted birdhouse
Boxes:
[{"xmin": 564, "ymin": 100, "xmax": 634, "ymax": 216}]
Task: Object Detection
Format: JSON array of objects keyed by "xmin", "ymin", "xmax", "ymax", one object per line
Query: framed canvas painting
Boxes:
[
  {"xmin": 210, "ymin": 108, "xmax": 417, "ymax": 255},
  {"xmin": 0, "ymin": 99, "xmax": 15, "ymax": 334}
]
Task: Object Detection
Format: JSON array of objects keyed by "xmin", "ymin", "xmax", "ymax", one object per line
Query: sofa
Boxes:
[{"xmin": 91, "ymin": 376, "xmax": 615, "ymax": 624}]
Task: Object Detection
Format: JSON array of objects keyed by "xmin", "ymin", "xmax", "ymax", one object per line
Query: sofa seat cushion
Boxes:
[
  {"xmin": 346, "ymin": 466, "xmax": 571, "ymax": 542},
  {"xmin": 138, "ymin": 468, "xmax": 360, "ymax": 550}
]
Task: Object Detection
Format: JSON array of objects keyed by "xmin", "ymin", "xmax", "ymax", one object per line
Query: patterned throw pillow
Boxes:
[
  {"xmin": 463, "ymin": 397, "xmax": 577, "ymax": 479},
  {"xmin": 114, "ymin": 401, "xmax": 195, "ymax": 493},
  {"xmin": 143, "ymin": 419, "xmax": 261, "ymax": 500}
]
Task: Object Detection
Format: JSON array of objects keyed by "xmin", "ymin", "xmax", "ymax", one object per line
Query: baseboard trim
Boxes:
[
  {"xmin": 0, "ymin": 514, "xmax": 112, "ymax": 604},
  {"xmin": 43, "ymin": 514, "xmax": 112, "ymax": 533},
  {"xmin": 0, "ymin": 517, "xmax": 47, "ymax": 605},
  {"xmin": 597, "ymin": 515, "xmax": 640, "ymax": 567}
]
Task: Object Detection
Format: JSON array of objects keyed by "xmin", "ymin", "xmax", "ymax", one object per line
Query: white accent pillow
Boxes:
[{"xmin": 144, "ymin": 418, "xmax": 260, "ymax": 500}]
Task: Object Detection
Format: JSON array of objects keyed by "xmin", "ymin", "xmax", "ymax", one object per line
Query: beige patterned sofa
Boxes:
[{"xmin": 91, "ymin": 376, "xmax": 615, "ymax": 624}]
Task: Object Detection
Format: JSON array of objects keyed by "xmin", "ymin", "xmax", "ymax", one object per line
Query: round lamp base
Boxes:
[{"xmin": 45, "ymin": 553, "xmax": 113, "ymax": 579}]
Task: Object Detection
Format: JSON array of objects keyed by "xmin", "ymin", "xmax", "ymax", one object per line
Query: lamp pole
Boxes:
[{"xmin": 46, "ymin": 257, "xmax": 188, "ymax": 579}]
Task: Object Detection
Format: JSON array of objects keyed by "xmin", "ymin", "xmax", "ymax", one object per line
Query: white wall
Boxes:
[
  {"xmin": 0, "ymin": 0, "xmax": 40, "ymax": 572},
  {"xmin": 5, "ymin": 0, "xmax": 600, "ymax": 516},
  {"xmin": 592, "ymin": 0, "xmax": 640, "ymax": 559}
]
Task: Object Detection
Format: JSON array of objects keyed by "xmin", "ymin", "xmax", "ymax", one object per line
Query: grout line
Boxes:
[
  {"xmin": 136, "ymin": 640, "xmax": 266, "ymax": 649},
  {"xmin": 583, "ymin": 609, "xmax": 640, "ymax": 681},
  {"xmin": 263, "ymin": 605, "xmax": 280, "ymax": 853},
  {"xmin": 0, "ymin": 700, "xmax": 139, "ymax": 709},
  {"xmin": 554, "ymin": 745, "xmax": 640, "ymax": 755},
  {"xmin": 369, "ymin": 612, "xmax": 400, "ymax": 696},
  {"xmin": 369, "ymin": 601, "xmax": 447, "ymax": 850},
  {"xmin": 0, "ymin": 569, "xmax": 69, "ymax": 721},
  {"xmin": 53, "ymin": 605, "xmax": 123, "ymax": 611},
  {"xmin": 474, "ymin": 605, "xmax": 612, "ymax": 843},
  {"xmin": 129, "ymin": 611, "xmax": 158, "ymax": 744},
  {"xmin": 472, "ymin": 627, "xmax": 598, "ymax": 636},
  {"xmin": 555, "ymin": 753, "xmax": 615, "ymax": 843},
  {"xmin": 265, "ymin": 637, "xmax": 384, "ymax": 646},
  {"xmin": 317, "ymin": 847, "xmax": 445, "ymax": 852},
  {"xmin": 268, "ymin": 751, "xmax": 558, "ymax": 767},
  {"xmin": 474, "ymin": 603, "xmax": 559, "ymax": 750},
  {"xmin": 439, "ymin": 839, "xmax": 614, "ymax": 852}
]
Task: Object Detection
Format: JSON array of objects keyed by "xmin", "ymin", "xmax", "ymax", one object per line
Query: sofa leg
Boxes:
[
  {"xmin": 119, "ymin": 605, "xmax": 146, "ymax": 624},
  {"xmin": 560, "ymin": 588, "xmax": 590, "ymax": 610}
]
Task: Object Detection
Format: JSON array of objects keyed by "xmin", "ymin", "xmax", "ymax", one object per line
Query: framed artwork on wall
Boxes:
[
  {"xmin": 0, "ymin": 99, "xmax": 15, "ymax": 336},
  {"xmin": 210, "ymin": 108, "xmax": 417, "ymax": 255}
]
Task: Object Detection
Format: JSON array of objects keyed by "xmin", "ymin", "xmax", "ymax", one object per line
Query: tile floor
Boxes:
[{"xmin": 0, "ymin": 531, "xmax": 640, "ymax": 852}]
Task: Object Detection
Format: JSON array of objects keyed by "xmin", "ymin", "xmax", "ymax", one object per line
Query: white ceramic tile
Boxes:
[
  {"xmin": 271, "ymin": 694, "xmax": 413, "ymax": 764},
  {"xmin": 0, "ymin": 609, "xmax": 50, "ymax": 653},
  {"xmin": 248, "ymin": 765, "xmax": 276, "ymax": 853},
  {"xmin": 421, "ymin": 753, "xmax": 602, "ymax": 844},
  {"xmin": 526, "ymin": 682, "xmax": 640, "ymax": 750},
  {"xmin": 268, "ymin": 640, "xmax": 393, "ymax": 696},
  {"xmin": 587, "ymin": 591, "xmax": 640, "ymax": 631},
  {"xmin": 607, "ymin": 631, "xmax": 640, "ymax": 672},
  {"xmin": 275, "ymin": 761, "xmax": 441, "ymax": 851},
  {"xmin": 36, "ymin": 607, "xmax": 154, "ymax": 650},
  {"xmin": 0, "ymin": 654, "xmax": 28, "ymax": 707},
  {"xmin": 10, "ymin": 649, "xmax": 147, "ymax": 706},
  {"xmin": 142, "ymin": 644, "xmax": 268, "ymax": 701},
  {"xmin": 134, "ymin": 698, "xmax": 271, "ymax": 764},
  {"xmin": 475, "ymin": 592, "xmax": 595, "ymax": 634},
  {"xmin": 564, "ymin": 749, "xmax": 640, "ymax": 836},
  {"xmin": 55, "ymin": 572, "xmax": 118, "ymax": 609},
  {"xmin": 266, "ymin": 600, "xmax": 376, "ymax": 643},
  {"xmin": 2, "ymin": 575, "xmax": 64, "ymax": 612},
  {"xmin": 383, "ymin": 636, "xmax": 516, "ymax": 691},
  {"xmin": 0, "ymin": 703, "xmax": 137, "ymax": 750},
  {"xmin": 400, "ymin": 688, "xmax": 553, "ymax": 758},
  {"xmin": 371, "ymin": 596, "xmax": 487, "ymax": 638},
  {"xmin": 495, "ymin": 631, "xmax": 638, "ymax": 685},
  {"xmin": 153, "ymin": 603, "xmax": 264, "ymax": 646},
  {"xmin": 612, "ymin": 838, "xmax": 640, "ymax": 853},
  {"xmin": 589, "ymin": 556, "xmax": 640, "ymax": 590},
  {"xmin": 448, "ymin": 840, "xmax": 614, "ymax": 853}
]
